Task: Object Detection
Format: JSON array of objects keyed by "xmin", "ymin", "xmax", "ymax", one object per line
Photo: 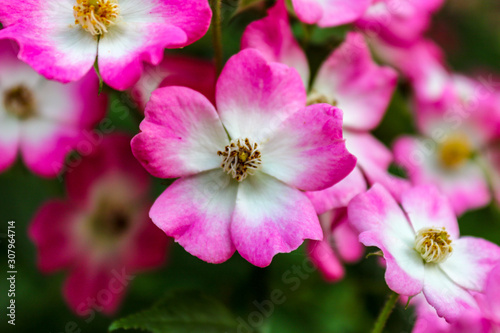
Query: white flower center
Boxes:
[
  {"xmin": 73, "ymin": 0, "xmax": 120, "ymax": 36},
  {"xmin": 218, "ymin": 138, "xmax": 262, "ymax": 182},
  {"xmin": 3, "ymin": 85, "xmax": 36, "ymax": 120},
  {"xmin": 415, "ymin": 227, "xmax": 453, "ymax": 264}
]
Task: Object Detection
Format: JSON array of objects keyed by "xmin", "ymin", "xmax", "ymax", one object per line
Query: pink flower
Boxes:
[
  {"xmin": 131, "ymin": 48, "xmax": 357, "ymax": 267},
  {"xmin": 290, "ymin": 0, "xmax": 371, "ymax": 27},
  {"xmin": 477, "ymin": 264, "xmax": 500, "ymax": 331},
  {"xmin": 393, "ymin": 75, "xmax": 500, "ymax": 215},
  {"xmin": 130, "ymin": 53, "xmax": 216, "ymax": 111},
  {"xmin": 0, "ymin": 39, "xmax": 107, "ymax": 177},
  {"xmin": 0, "ymin": 0, "xmax": 211, "ymax": 90},
  {"xmin": 348, "ymin": 184, "xmax": 500, "ymax": 322},
  {"xmin": 242, "ymin": 0, "xmax": 407, "ymax": 211},
  {"xmin": 308, "ymin": 208, "xmax": 364, "ymax": 282},
  {"xmin": 411, "ymin": 294, "xmax": 488, "ymax": 333},
  {"xmin": 29, "ymin": 134, "xmax": 168, "ymax": 315},
  {"xmin": 356, "ymin": 0, "xmax": 445, "ymax": 46}
]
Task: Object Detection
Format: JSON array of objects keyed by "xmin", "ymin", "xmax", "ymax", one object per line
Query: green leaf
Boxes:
[{"xmin": 109, "ymin": 290, "xmax": 238, "ymax": 333}]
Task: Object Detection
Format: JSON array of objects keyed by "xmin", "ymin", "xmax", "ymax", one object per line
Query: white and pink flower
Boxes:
[
  {"xmin": 394, "ymin": 75, "xmax": 500, "ymax": 215},
  {"xmin": 290, "ymin": 0, "xmax": 371, "ymax": 27},
  {"xmin": 0, "ymin": 0, "xmax": 212, "ymax": 90},
  {"xmin": 29, "ymin": 134, "xmax": 168, "ymax": 315},
  {"xmin": 357, "ymin": 0, "xmax": 445, "ymax": 46},
  {"xmin": 0, "ymin": 39, "xmax": 107, "ymax": 177},
  {"xmin": 348, "ymin": 184, "xmax": 500, "ymax": 322},
  {"xmin": 131, "ymin": 48, "xmax": 357, "ymax": 267}
]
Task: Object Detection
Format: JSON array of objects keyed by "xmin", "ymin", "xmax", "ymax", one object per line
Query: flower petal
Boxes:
[
  {"xmin": 334, "ymin": 215, "xmax": 364, "ymax": 263},
  {"xmin": 401, "ymin": 185, "xmax": 459, "ymax": 239},
  {"xmin": 422, "ymin": 264, "xmax": 479, "ymax": 322},
  {"xmin": 28, "ymin": 200, "xmax": 81, "ymax": 273},
  {"xmin": 307, "ymin": 240, "xmax": 345, "ymax": 282},
  {"xmin": 348, "ymin": 184, "xmax": 424, "ymax": 295},
  {"xmin": 312, "ymin": 32, "xmax": 397, "ymax": 131},
  {"xmin": 291, "ymin": 0, "xmax": 371, "ymax": 27},
  {"xmin": 231, "ymin": 172, "xmax": 322, "ymax": 267},
  {"xmin": 305, "ymin": 166, "xmax": 367, "ymax": 215},
  {"xmin": 216, "ymin": 48, "xmax": 306, "ymax": 140},
  {"xmin": 0, "ymin": 117, "xmax": 20, "ymax": 173},
  {"xmin": 0, "ymin": 0, "xmax": 97, "ymax": 82},
  {"xmin": 131, "ymin": 86, "xmax": 228, "ymax": 179},
  {"xmin": 96, "ymin": 0, "xmax": 212, "ymax": 90},
  {"xmin": 394, "ymin": 136, "xmax": 491, "ymax": 215},
  {"xmin": 261, "ymin": 103, "xmax": 357, "ymax": 191},
  {"xmin": 440, "ymin": 237, "xmax": 500, "ymax": 292},
  {"xmin": 241, "ymin": 0, "xmax": 310, "ymax": 86},
  {"xmin": 150, "ymin": 170, "xmax": 238, "ymax": 264}
]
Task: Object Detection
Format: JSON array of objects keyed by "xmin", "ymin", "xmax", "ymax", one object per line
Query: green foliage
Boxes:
[{"xmin": 109, "ymin": 290, "xmax": 238, "ymax": 333}]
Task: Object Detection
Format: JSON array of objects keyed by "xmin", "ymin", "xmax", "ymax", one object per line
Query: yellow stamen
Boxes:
[
  {"xmin": 438, "ymin": 134, "xmax": 472, "ymax": 169},
  {"xmin": 73, "ymin": 0, "xmax": 120, "ymax": 36}
]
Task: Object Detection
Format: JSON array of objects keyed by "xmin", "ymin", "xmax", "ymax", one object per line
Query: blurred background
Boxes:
[{"xmin": 1, "ymin": 0, "xmax": 500, "ymax": 332}]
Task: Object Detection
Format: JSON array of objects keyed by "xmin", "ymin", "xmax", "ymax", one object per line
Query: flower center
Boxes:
[
  {"xmin": 307, "ymin": 90, "xmax": 338, "ymax": 106},
  {"xmin": 3, "ymin": 85, "xmax": 36, "ymax": 120},
  {"xmin": 415, "ymin": 227, "xmax": 453, "ymax": 264},
  {"xmin": 438, "ymin": 134, "xmax": 472, "ymax": 169},
  {"xmin": 73, "ymin": 0, "xmax": 120, "ymax": 36},
  {"xmin": 89, "ymin": 199, "xmax": 131, "ymax": 241},
  {"xmin": 218, "ymin": 138, "xmax": 262, "ymax": 182}
]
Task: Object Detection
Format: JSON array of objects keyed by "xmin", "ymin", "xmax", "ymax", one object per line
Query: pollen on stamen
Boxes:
[
  {"xmin": 415, "ymin": 227, "xmax": 453, "ymax": 264},
  {"xmin": 218, "ymin": 138, "xmax": 262, "ymax": 182},
  {"xmin": 73, "ymin": 0, "xmax": 120, "ymax": 36}
]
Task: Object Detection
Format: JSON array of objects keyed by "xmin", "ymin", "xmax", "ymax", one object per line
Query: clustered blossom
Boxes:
[{"xmin": 1, "ymin": 0, "xmax": 500, "ymax": 328}]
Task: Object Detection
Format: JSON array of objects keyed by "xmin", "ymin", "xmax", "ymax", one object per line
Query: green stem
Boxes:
[
  {"xmin": 211, "ymin": 0, "xmax": 223, "ymax": 75},
  {"xmin": 371, "ymin": 292, "xmax": 400, "ymax": 333}
]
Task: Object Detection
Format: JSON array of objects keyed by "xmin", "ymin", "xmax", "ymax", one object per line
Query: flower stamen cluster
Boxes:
[
  {"xmin": 218, "ymin": 138, "xmax": 262, "ymax": 182},
  {"xmin": 73, "ymin": 0, "xmax": 120, "ymax": 36},
  {"xmin": 3, "ymin": 85, "xmax": 36, "ymax": 120},
  {"xmin": 307, "ymin": 89, "xmax": 338, "ymax": 106},
  {"xmin": 438, "ymin": 134, "xmax": 472, "ymax": 169},
  {"xmin": 415, "ymin": 227, "xmax": 453, "ymax": 264}
]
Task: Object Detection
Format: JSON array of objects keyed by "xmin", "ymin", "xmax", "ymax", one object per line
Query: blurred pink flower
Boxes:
[
  {"xmin": 356, "ymin": 0, "xmax": 445, "ymax": 46},
  {"xmin": 29, "ymin": 134, "xmax": 169, "ymax": 315},
  {"xmin": 290, "ymin": 0, "xmax": 371, "ymax": 27},
  {"xmin": 348, "ymin": 184, "xmax": 500, "ymax": 322},
  {"xmin": 0, "ymin": 0, "xmax": 211, "ymax": 90},
  {"xmin": 130, "ymin": 54, "xmax": 216, "ymax": 111},
  {"xmin": 307, "ymin": 208, "xmax": 364, "ymax": 282},
  {"xmin": 394, "ymin": 75, "xmax": 500, "ymax": 215},
  {"xmin": 131, "ymin": 48, "xmax": 356, "ymax": 267},
  {"xmin": 0, "ymin": 39, "xmax": 107, "ymax": 177}
]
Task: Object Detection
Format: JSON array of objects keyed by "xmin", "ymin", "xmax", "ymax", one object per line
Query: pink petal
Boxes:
[
  {"xmin": 241, "ymin": 0, "xmax": 310, "ymax": 86},
  {"xmin": 348, "ymin": 184, "xmax": 424, "ymax": 295},
  {"xmin": 261, "ymin": 103, "xmax": 357, "ymax": 191},
  {"xmin": 216, "ymin": 48, "xmax": 306, "ymax": 140},
  {"xmin": 131, "ymin": 86, "xmax": 228, "ymax": 179},
  {"xmin": 0, "ymin": 117, "xmax": 20, "ymax": 173},
  {"xmin": 306, "ymin": 166, "xmax": 367, "ymax": 215},
  {"xmin": 131, "ymin": 54, "xmax": 216, "ymax": 110},
  {"xmin": 422, "ymin": 264, "xmax": 479, "ymax": 322},
  {"xmin": 63, "ymin": 263, "xmax": 127, "ymax": 316},
  {"xmin": 482, "ymin": 265, "xmax": 500, "ymax": 324},
  {"xmin": 125, "ymin": 207, "xmax": 170, "ymax": 271},
  {"xmin": 313, "ymin": 32, "xmax": 397, "ymax": 131},
  {"xmin": 98, "ymin": 0, "xmax": 212, "ymax": 90},
  {"xmin": 19, "ymin": 119, "xmax": 84, "ymax": 177},
  {"xmin": 67, "ymin": 134, "xmax": 151, "ymax": 204},
  {"xmin": 333, "ymin": 216, "xmax": 364, "ymax": 263},
  {"xmin": 393, "ymin": 136, "xmax": 491, "ymax": 215},
  {"xmin": 401, "ymin": 185, "xmax": 459, "ymax": 239},
  {"xmin": 307, "ymin": 240, "xmax": 345, "ymax": 282},
  {"xmin": 231, "ymin": 173, "xmax": 322, "ymax": 267},
  {"xmin": 28, "ymin": 200, "xmax": 81, "ymax": 273},
  {"xmin": 150, "ymin": 170, "xmax": 237, "ymax": 264},
  {"xmin": 292, "ymin": 0, "xmax": 371, "ymax": 27},
  {"xmin": 0, "ymin": 0, "xmax": 97, "ymax": 83},
  {"xmin": 345, "ymin": 131, "xmax": 393, "ymax": 171},
  {"xmin": 440, "ymin": 237, "xmax": 500, "ymax": 292}
]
